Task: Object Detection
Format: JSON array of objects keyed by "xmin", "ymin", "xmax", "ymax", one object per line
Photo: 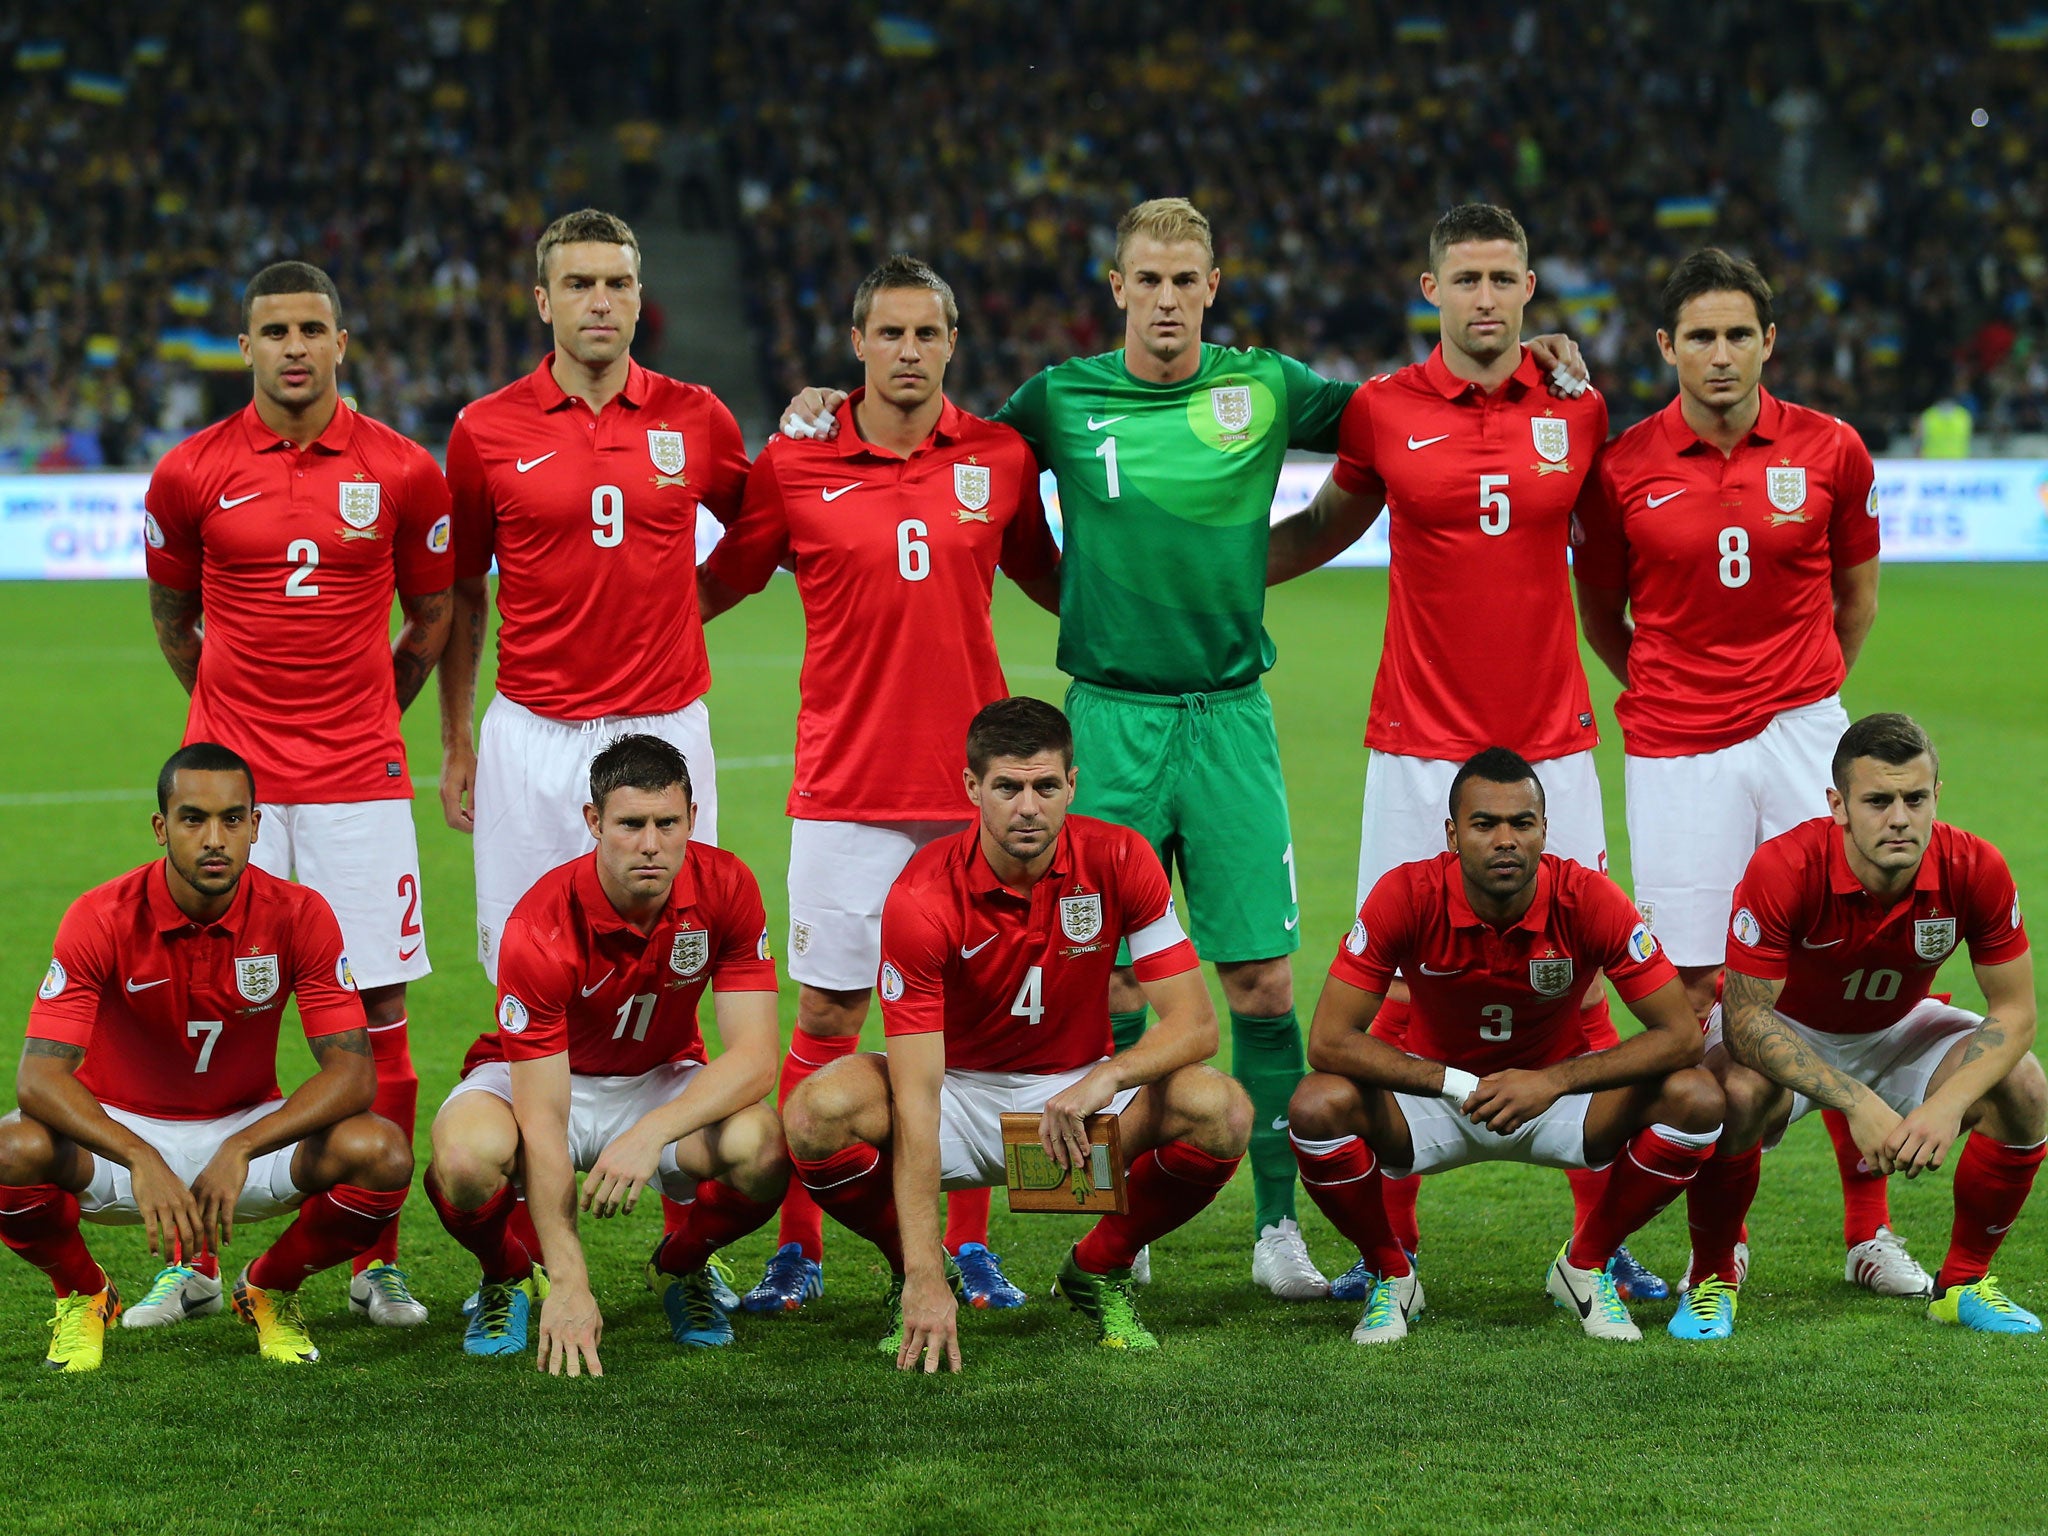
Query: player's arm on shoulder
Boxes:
[
  {"xmin": 1572, "ymin": 462, "xmax": 1633, "ymax": 685},
  {"xmin": 1001, "ymin": 445, "xmax": 1062, "ymax": 615},
  {"xmin": 1269, "ymin": 387, "xmax": 1385, "ymax": 586},
  {"xmin": 699, "ymin": 443, "xmax": 788, "ymax": 621},
  {"xmin": 1527, "ymin": 332, "xmax": 1590, "ymax": 390}
]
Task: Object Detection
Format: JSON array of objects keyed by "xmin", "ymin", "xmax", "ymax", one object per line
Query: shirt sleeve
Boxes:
[
  {"xmin": 1961, "ymin": 837, "xmax": 2030, "ymax": 968},
  {"xmin": 694, "ymin": 396, "xmax": 753, "ymax": 526},
  {"xmin": 1116, "ymin": 830, "xmax": 1198, "ymax": 981},
  {"xmin": 393, "ymin": 442, "xmax": 456, "ymax": 597},
  {"xmin": 1570, "ymin": 451, "xmax": 1629, "ymax": 590},
  {"xmin": 997, "ymin": 444, "xmax": 1059, "ymax": 582},
  {"xmin": 708, "ymin": 855, "xmax": 779, "ymax": 992},
  {"xmin": 494, "ymin": 913, "xmax": 573, "ymax": 1062},
  {"xmin": 701, "ymin": 445, "xmax": 791, "ymax": 596},
  {"xmin": 445, "ymin": 412, "xmax": 496, "ymax": 582},
  {"xmin": 1725, "ymin": 846, "xmax": 1801, "ymax": 982},
  {"xmin": 1328, "ymin": 869, "xmax": 1414, "ymax": 996},
  {"xmin": 1278, "ymin": 351, "xmax": 1358, "ymax": 453},
  {"xmin": 990, "ymin": 370, "xmax": 1049, "ymax": 453},
  {"xmin": 25, "ymin": 897, "xmax": 116, "ymax": 1049},
  {"xmin": 877, "ymin": 884, "xmax": 951, "ymax": 1038},
  {"xmin": 1578, "ymin": 868, "xmax": 1677, "ymax": 1003},
  {"xmin": 143, "ymin": 450, "xmax": 204, "ymax": 590},
  {"xmin": 1828, "ymin": 421, "xmax": 1882, "ymax": 569},
  {"xmin": 1331, "ymin": 385, "xmax": 1389, "ymax": 503},
  {"xmin": 287, "ymin": 890, "xmax": 368, "ymax": 1040}
]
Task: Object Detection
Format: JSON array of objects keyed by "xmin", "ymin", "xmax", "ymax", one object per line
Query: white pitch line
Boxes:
[{"xmin": 0, "ymin": 755, "xmax": 795, "ymax": 809}]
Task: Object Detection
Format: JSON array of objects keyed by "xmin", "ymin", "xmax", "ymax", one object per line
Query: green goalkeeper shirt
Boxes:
[{"xmin": 995, "ymin": 344, "xmax": 1355, "ymax": 694}]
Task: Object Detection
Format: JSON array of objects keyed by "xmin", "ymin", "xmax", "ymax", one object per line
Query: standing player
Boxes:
[
  {"xmin": 438, "ymin": 208, "xmax": 750, "ymax": 981},
  {"xmin": 782, "ymin": 698, "xmax": 1250, "ymax": 1366},
  {"xmin": 1287, "ymin": 749, "xmax": 1723, "ymax": 1344},
  {"xmin": 699, "ymin": 255, "xmax": 1061, "ymax": 1313},
  {"xmin": 145, "ymin": 261, "xmax": 449, "ymax": 1328},
  {"xmin": 1265, "ymin": 204, "xmax": 1655, "ymax": 1298},
  {"xmin": 425, "ymin": 736, "xmax": 787, "ymax": 1371},
  {"xmin": 1671, "ymin": 714, "xmax": 2041, "ymax": 1340},
  {"xmin": 0, "ymin": 745, "xmax": 414, "ymax": 1370},
  {"xmin": 1572, "ymin": 250, "xmax": 1909, "ymax": 1295}
]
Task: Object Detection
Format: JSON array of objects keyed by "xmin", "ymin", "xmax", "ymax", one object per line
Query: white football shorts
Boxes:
[
  {"xmin": 1357, "ymin": 748, "xmax": 1607, "ymax": 908},
  {"xmin": 1703, "ymin": 994, "xmax": 1979, "ymax": 1143},
  {"xmin": 77, "ymin": 1100, "xmax": 304, "ymax": 1223},
  {"xmin": 1386, "ymin": 1088, "xmax": 1597, "ymax": 1179},
  {"xmin": 473, "ymin": 694, "xmax": 716, "ymax": 981},
  {"xmin": 248, "ymin": 798, "xmax": 428, "ymax": 990},
  {"xmin": 443, "ymin": 1058, "xmax": 706, "ymax": 1197},
  {"xmin": 938, "ymin": 1064, "xmax": 1142, "ymax": 1190},
  {"xmin": 1624, "ymin": 694, "xmax": 1849, "ymax": 967},
  {"xmin": 787, "ymin": 818, "xmax": 970, "ymax": 990}
]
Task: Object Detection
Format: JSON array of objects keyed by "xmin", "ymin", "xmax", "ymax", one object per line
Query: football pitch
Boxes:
[{"xmin": 1, "ymin": 567, "xmax": 2044, "ymax": 1536}]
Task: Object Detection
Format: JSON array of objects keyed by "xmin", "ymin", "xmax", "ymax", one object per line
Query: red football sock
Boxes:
[
  {"xmin": 944, "ymin": 1185, "xmax": 992, "ymax": 1253},
  {"xmin": 0, "ymin": 1184, "xmax": 104, "ymax": 1297},
  {"xmin": 777, "ymin": 1028, "xmax": 863, "ymax": 1259},
  {"xmin": 1075, "ymin": 1140, "xmax": 1239, "ymax": 1274},
  {"xmin": 1293, "ymin": 1136, "xmax": 1409, "ymax": 1278},
  {"xmin": 1822, "ymin": 1108, "xmax": 1890, "ymax": 1246},
  {"xmin": 507, "ymin": 1196, "xmax": 541, "ymax": 1263},
  {"xmin": 1936, "ymin": 1134, "xmax": 2046, "ymax": 1293},
  {"xmin": 793, "ymin": 1143, "xmax": 902, "ymax": 1271},
  {"xmin": 1568, "ymin": 1165, "xmax": 1610, "ymax": 1231},
  {"xmin": 425, "ymin": 1172, "xmax": 533, "ymax": 1284},
  {"xmin": 1383, "ymin": 1172, "xmax": 1422, "ymax": 1255},
  {"xmin": 168, "ymin": 1236, "xmax": 219, "ymax": 1279},
  {"xmin": 655, "ymin": 1179, "xmax": 780, "ymax": 1276},
  {"xmin": 1683, "ymin": 1143, "xmax": 1763, "ymax": 1287},
  {"xmin": 357, "ymin": 1017, "xmax": 419, "ymax": 1271},
  {"xmin": 660, "ymin": 1194, "xmax": 691, "ymax": 1237},
  {"xmin": 248, "ymin": 1184, "xmax": 407, "ymax": 1292},
  {"xmin": 1569, "ymin": 1126, "xmax": 1713, "ymax": 1270}
]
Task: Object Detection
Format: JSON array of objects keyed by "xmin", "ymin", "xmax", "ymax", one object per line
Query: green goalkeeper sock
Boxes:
[
  {"xmin": 1110, "ymin": 1008, "xmax": 1149, "ymax": 1054},
  {"xmin": 1230, "ymin": 1009, "xmax": 1307, "ymax": 1233}
]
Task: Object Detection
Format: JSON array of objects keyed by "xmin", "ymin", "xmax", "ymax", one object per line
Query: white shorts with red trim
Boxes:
[
  {"xmin": 249, "ymin": 798, "xmax": 428, "ymax": 990},
  {"xmin": 938, "ymin": 1064, "xmax": 1141, "ymax": 1190},
  {"xmin": 1387, "ymin": 1089, "xmax": 1596, "ymax": 1178},
  {"xmin": 1625, "ymin": 694, "xmax": 1848, "ymax": 967},
  {"xmin": 443, "ymin": 1058, "xmax": 706, "ymax": 1197},
  {"xmin": 77, "ymin": 1100, "xmax": 305, "ymax": 1224},
  {"xmin": 787, "ymin": 818, "xmax": 970, "ymax": 991},
  {"xmin": 473, "ymin": 694, "xmax": 716, "ymax": 981}
]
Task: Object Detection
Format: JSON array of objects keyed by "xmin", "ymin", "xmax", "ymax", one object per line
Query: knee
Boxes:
[
  {"xmin": 358, "ymin": 985, "xmax": 408, "ymax": 1031},
  {"xmin": 783, "ymin": 1061, "xmax": 869, "ymax": 1161},
  {"xmin": 1716, "ymin": 1062, "xmax": 1781, "ymax": 1143},
  {"xmin": 1286, "ymin": 1074, "xmax": 1355, "ymax": 1142},
  {"xmin": 1990, "ymin": 1051, "xmax": 2048, "ymax": 1139},
  {"xmin": 0, "ymin": 1114, "xmax": 59, "ymax": 1185},
  {"xmin": 720, "ymin": 1104, "xmax": 792, "ymax": 1199},
  {"xmin": 425, "ymin": 1135, "xmax": 505, "ymax": 1209},
  {"xmin": 337, "ymin": 1114, "xmax": 414, "ymax": 1191},
  {"xmin": 1660, "ymin": 1067, "xmax": 1726, "ymax": 1137},
  {"xmin": 1220, "ymin": 959, "xmax": 1294, "ymax": 1019},
  {"xmin": 1170, "ymin": 1066, "xmax": 1252, "ymax": 1156}
]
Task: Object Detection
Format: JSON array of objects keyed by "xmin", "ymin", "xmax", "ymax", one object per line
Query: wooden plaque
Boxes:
[{"xmin": 999, "ymin": 1112, "xmax": 1126, "ymax": 1213}]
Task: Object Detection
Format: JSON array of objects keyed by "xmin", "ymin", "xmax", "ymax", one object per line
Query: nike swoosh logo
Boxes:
[
  {"xmin": 398, "ymin": 944, "xmax": 422, "ymax": 962},
  {"xmin": 515, "ymin": 453, "xmax": 557, "ymax": 473},
  {"xmin": 1270, "ymin": 1115, "xmax": 1290, "ymax": 1132},
  {"xmin": 1646, "ymin": 489, "xmax": 1686, "ymax": 508},
  {"xmin": 217, "ymin": 492, "xmax": 260, "ymax": 509},
  {"xmin": 1987, "ymin": 1220, "xmax": 2016, "ymax": 1234},
  {"xmin": 1799, "ymin": 937, "xmax": 1845, "ymax": 949},
  {"xmin": 960, "ymin": 937, "xmax": 997, "ymax": 959},
  {"xmin": 1417, "ymin": 963, "xmax": 1464, "ymax": 976},
  {"xmin": 1406, "ymin": 434, "xmax": 1450, "ymax": 451},
  {"xmin": 1555, "ymin": 1264, "xmax": 1595, "ymax": 1319},
  {"xmin": 125, "ymin": 977, "xmax": 168, "ymax": 993},
  {"xmin": 820, "ymin": 482, "xmax": 865, "ymax": 502},
  {"xmin": 1283, "ymin": 914, "xmax": 1300, "ymax": 931},
  {"xmin": 580, "ymin": 967, "xmax": 616, "ymax": 997},
  {"xmin": 1086, "ymin": 415, "xmax": 1128, "ymax": 431}
]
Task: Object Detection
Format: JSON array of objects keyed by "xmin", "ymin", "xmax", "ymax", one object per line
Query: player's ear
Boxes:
[
  {"xmin": 583, "ymin": 801, "xmax": 602, "ymax": 840},
  {"xmin": 1107, "ymin": 267, "xmax": 1128, "ymax": 309},
  {"xmin": 850, "ymin": 326, "xmax": 866, "ymax": 363},
  {"xmin": 1418, "ymin": 270, "xmax": 1439, "ymax": 306},
  {"xmin": 1759, "ymin": 324, "xmax": 1776, "ymax": 363},
  {"xmin": 333, "ymin": 328, "xmax": 348, "ymax": 363},
  {"xmin": 1522, "ymin": 268, "xmax": 1536, "ymax": 300},
  {"xmin": 1825, "ymin": 786, "xmax": 1848, "ymax": 826},
  {"xmin": 152, "ymin": 812, "xmax": 168, "ymax": 848},
  {"xmin": 1443, "ymin": 816, "xmax": 1457, "ymax": 853},
  {"xmin": 249, "ymin": 806, "xmax": 262, "ymax": 843},
  {"xmin": 534, "ymin": 284, "xmax": 551, "ymax": 324},
  {"xmin": 687, "ymin": 799, "xmax": 699, "ymax": 838},
  {"xmin": 1656, "ymin": 329, "xmax": 1677, "ymax": 366},
  {"xmin": 963, "ymin": 766, "xmax": 982, "ymax": 807}
]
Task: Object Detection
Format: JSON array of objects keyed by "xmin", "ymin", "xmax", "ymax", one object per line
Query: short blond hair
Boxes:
[
  {"xmin": 535, "ymin": 208, "xmax": 641, "ymax": 284},
  {"xmin": 1114, "ymin": 198, "xmax": 1215, "ymax": 272}
]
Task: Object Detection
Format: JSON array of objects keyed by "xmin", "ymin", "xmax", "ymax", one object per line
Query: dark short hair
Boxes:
[
  {"xmin": 1448, "ymin": 746, "xmax": 1545, "ymax": 820},
  {"xmin": 536, "ymin": 207, "xmax": 641, "ymax": 284},
  {"xmin": 1428, "ymin": 204, "xmax": 1529, "ymax": 273},
  {"xmin": 852, "ymin": 253, "xmax": 959, "ymax": 330},
  {"xmin": 966, "ymin": 697, "xmax": 1073, "ymax": 776},
  {"xmin": 1660, "ymin": 248, "xmax": 1774, "ymax": 337},
  {"xmin": 157, "ymin": 742, "xmax": 256, "ymax": 813},
  {"xmin": 589, "ymin": 733, "xmax": 693, "ymax": 813},
  {"xmin": 242, "ymin": 261, "xmax": 344, "ymax": 332},
  {"xmin": 1832, "ymin": 713, "xmax": 1938, "ymax": 794}
]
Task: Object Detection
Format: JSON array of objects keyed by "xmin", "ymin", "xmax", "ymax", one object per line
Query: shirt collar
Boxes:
[
  {"xmin": 147, "ymin": 860, "xmax": 254, "ymax": 935},
  {"xmin": 1825, "ymin": 825, "xmax": 1945, "ymax": 897},
  {"xmin": 1657, "ymin": 385, "xmax": 1784, "ymax": 455},
  {"xmin": 572, "ymin": 848, "xmax": 699, "ymax": 935},
  {"xmin": 1444, "ymin": 852, "xmax": 1552, "ymax": 935},
  {"xmin": 833, "ymin": 388, "xmax": 966, "ymax": 460},
  {"xmin": 965, "ymin": 821, "xmax": 1071, "ymax": 897},
  {"xmin": 238, "ymin": 398, "xmax": 357, "ymax": 454},
  {"xmin": 1422, "ymin": 343, "xmax": 1540, "ymax": 402},
  {"xmin": 530, "ymin": 354, "xmax": 649, "ymax": 414}
]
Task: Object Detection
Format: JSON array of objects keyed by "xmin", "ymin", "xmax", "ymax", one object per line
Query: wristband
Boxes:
[{"xmin": 1439, "ymin": 1066, "xmax": 1479, "ymax": 1103}]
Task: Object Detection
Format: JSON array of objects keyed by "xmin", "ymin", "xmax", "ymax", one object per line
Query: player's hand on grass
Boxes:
[
  {"xmin": 898, "ymin": 1270, "xmax": 962, "ymax": 1374},
  {"xmin": 1527, "ymin": 333, "xmax": 1589, "ymax": 397},
  {"xmin": 440, "ymin": 744, "xmax": 478, "ymax": 833},
  {"xmin": 581, "ymin": 1129, "xmax": 663, "ymax": 1217},
  {"xmin": 190, "ymin": 1142, "xmax": 254, "ymax": 1253},
  {"xmin": 1876, "ymin": 1102, "xmax": 1961, "ymax": 1178},
  {"xmin": 131, "ymin": 1151, "xmax": 204, "ymax": 1259},
  {"xmin": 537, "ymin": 1284, "xmax": 604, "ymax": 1377},
  {"xmin": 1463, "ymin": 1068, "xmax": 1562, "ymax": 1134},
  {"xmin": 780, "ymin": 387, "xmax": 847, "ymax": 440},
  {"xmin": 1039, "ymin": 1068, "xmax": 1115, "ymax": 1170}
]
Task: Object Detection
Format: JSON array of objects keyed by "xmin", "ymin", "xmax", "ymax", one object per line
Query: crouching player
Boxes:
[
  {"xmin": 783, "ymin": 698, "xmax": 1251, "ymax": 1367},
  {"xmin": 1674, "ymin": 713, "xmax": 2041, "ymax": 1339},
  {"xmin": 1288, "ymin": 748, "xmax": 1723, "ymax": 1344},
  {"xmin": 1, "ymin": 744, "xmax": 412, "ymax": 1370},
  {"xmin": 425, "ymin": 735, "xmax": 787, "ymax": 1374}
]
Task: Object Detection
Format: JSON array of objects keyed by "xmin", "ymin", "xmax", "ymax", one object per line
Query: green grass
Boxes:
[{"xmin": 1, "ymin": 568, "xmax": 2044, "ymax": 1536}]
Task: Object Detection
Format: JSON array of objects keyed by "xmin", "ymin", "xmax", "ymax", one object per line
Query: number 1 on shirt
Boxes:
[{"xmin": 1096, "ymin": 436, "xmax": 1120, "ymax": 500}]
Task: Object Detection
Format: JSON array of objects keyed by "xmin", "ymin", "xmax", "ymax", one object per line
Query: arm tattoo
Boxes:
[
  {"xmin": 148, "ymin": 581, "xmax": 204, "ymax": 694},
  {"xmin": 392, "ymin": 588, "xmax": 453, "ymax": 710},
  {"xmin": 309, "ymin": 1029, "xmax": 372, "ymax": 1063},
  {"xmin": 21, "ymin": 1038, "xmax": 86, "ymax": 1066},
  {"xmin": 1721, "ymin": 970, "xmax": 1865, "ymax": 1110},
  {"xmin": 1957, "ymin": 1016, "xmax": 2007, "ymax": 1071}
]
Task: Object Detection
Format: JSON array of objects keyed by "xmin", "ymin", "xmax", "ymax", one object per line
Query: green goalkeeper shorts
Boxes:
[{"xmin": 1065, "ymin": 678, "xmax": 1300, "ymax": 964}]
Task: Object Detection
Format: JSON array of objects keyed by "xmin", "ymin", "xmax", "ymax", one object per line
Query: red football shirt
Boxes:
[
  {"xmin": 1331, "ymin": 852, "xmax": 1676, "ymax": 1074},
  {"xmin": 463, "ymin": 843, "xmax": 777, "ymax": 1078},
  {"xmin": 878, "ymin": 815, "xmax": 1198, "ymax": 1074},
  {"xmin": 1334, "ymin": 346, "xmax": 1606, "ymax": 762},
  {"xmin": 144, "ymin": 402, "xmax": 453, "ymax": 803},
  {"xmin": 447, "ymin": 357, "xmax": 750, "ymax": 721},
  {"xmin": 1726, "ymin": 818, "xmax": 2026, "ymax": 1035},
  {"xmin": 1573, "ymin": 389, "xmax": 1880, "ymax": 756},
  {"xmin": 28, "ymin": 862, "xmax": 365, "ymax": 1120},
  {"xmin": 705, "ymin": 392, "xmax": 1057, "ymax": 821}
]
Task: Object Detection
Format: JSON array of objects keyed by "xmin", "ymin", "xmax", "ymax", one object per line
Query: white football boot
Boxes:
[
  {"xmin": 1251, "ymin": 1218, "xmax": 1331, "ymax": 1300},
  {"xmin": 1546, "ymin": 1244, "xmax": 1642, "ymax": 1342},
  {"xmin": 349, "ymin": 1262, "xmax": 431, "ymax": 1327},
  {"xmin": 1130, "ymin": 1245, "xmax": 1151, "ymax": 1287},
  {"xmin": 1350, "ymin": 1269, "xmax": 1425, "ymax": 1345},
  {"xmin": 122, "ymin": 1262, "xmax": 223, "ymax": 1328},
  {"xmin": 1845, "ymin": 1226, "xmax": 1934, "ymax": 1298}
]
